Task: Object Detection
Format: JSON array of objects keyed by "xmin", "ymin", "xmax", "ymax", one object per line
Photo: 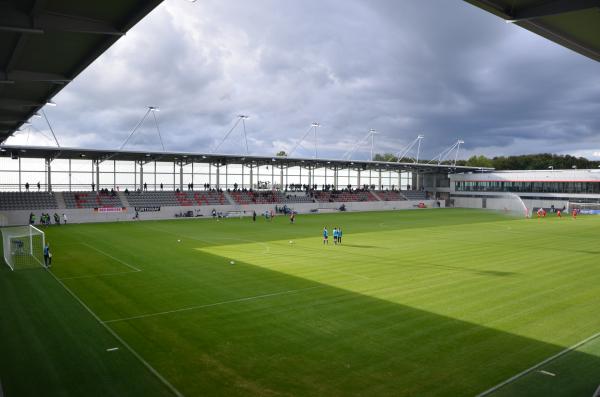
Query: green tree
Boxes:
[
  {"xmin": 466, "ymin": 155, "xmax": 493, "ymax": 168},
  {"xmin": 373, "ymin": 153, "xmax": 398, "ymax": 162},
  {"xmin": 276, "ymin": 150, "xmax": 287, "ymax": 157}
]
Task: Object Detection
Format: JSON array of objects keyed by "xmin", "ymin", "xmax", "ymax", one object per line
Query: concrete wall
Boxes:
[
  {"xmin": 0, "ymin": 199, "xmax": 443, "ymax": 226},
  {"xmin": 452, "ymin": 196, "xmax": 569, "ymax": 213}
]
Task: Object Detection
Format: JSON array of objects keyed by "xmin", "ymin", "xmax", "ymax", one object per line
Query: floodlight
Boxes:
[
  {"xmin": 148, "ymin": 106, "xmax": 159, "ymax": 112},
  {"xmin": 46, "ymin": 101, "xmax": 57, "ymax": 106}
]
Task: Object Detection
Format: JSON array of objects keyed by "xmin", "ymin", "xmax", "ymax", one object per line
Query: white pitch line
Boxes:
[
  {"xmin": 80, "ymin": 242, "xmax": 141, "ymax": 272},
  {"xmin": 476, "ymin": 331, "xmax": 600, "ymax": 397},
  {"xmin": 539, "ymin": 370, "xmax": 555, "ymax": 377},
  {"xmin": 104, "ymin": 285, "xmax": 324, "ymax": 324},
  {"xmin": 46, "ymin": 270, "xmax": 184, "ymax": 397},
  {"xmin": 106, "ymin": 347, "xmax": 120, "ymax": 352}
]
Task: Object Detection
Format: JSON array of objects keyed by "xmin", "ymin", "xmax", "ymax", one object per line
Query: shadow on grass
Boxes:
[
  {"xmin": 97, "ymin": 251, "xmax": 598, "ymax": 397},
  {"xmin": 342, "ymin": 244, "xmax": 380, "ymax": 249}
]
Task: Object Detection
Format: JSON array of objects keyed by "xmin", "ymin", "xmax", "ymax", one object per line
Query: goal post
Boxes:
[{"xmin": 1, "ymin": 225, "xmax": 46, "ymax": 271}]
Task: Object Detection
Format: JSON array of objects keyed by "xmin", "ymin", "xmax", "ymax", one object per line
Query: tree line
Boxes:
[{"xmin": 372, "ymin": 153, "xmax": 600, "ymax": 170}]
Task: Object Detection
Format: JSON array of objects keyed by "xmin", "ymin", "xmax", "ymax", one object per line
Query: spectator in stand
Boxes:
[
  {"xmin": 144, "ymin": 182, "xmax": 148, "ymax": 191},
  {"xmin": 25, "ymin": 182, "xmax": 30, "ymax": 191},
  {"xmin": 91, "ymin": 182, "xmax": 95, "ymax": 191},
  {"xmin": 160, "ymin": 183, "xmax": 164, "ymax": 190},
  {"xmin": 37, "ymin": 182, "xmax": 41, "ymax": 191}
]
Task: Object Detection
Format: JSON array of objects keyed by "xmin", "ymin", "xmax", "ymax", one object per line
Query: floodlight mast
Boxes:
[
  {"xmin": 239, "ymin": 115, "xmax": 249, "ymax": 155},
  {"xmin": 120, "ymin": 106, "xmax": 162, "ymax": 151},
  {"xmin": 343, "ymin": 128, "xmax": 378, "ymax": 161},
  {"xmin": 369, "ymin": 129, "xmax": 377, "ymax": 161},
  {"xmin": 41, "ymin": 109, "xmax": 60, "ymax": 147},
  {"xmin": 312, "ymin": 122, "xmax": 320, "ymax": 159},
  {"xmin": 396, "ymin": 134, "xmax": 424, "ymax": 163},
  {"xmin": 212, "ymin": 115, "xmax": 250, "ymax": 155},
  {"xmin": 428, "ymin": 139, "xmax": 464, "ymax": 166},
  {"xmin": 288, "ymin": 122, "xmax": 320, "ymax": 158}
]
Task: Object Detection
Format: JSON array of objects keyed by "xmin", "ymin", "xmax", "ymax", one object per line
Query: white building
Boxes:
[{"xmin": 449, "ymin": 169, "xmax": 600, "ymax": 211}]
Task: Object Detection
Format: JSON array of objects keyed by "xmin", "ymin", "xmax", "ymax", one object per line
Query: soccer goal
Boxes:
[
  {"xmin": 567, "ymin": 202, "xmax": 600, "ymax": 215},
  {"xmin": 1, "ymin": 225, "xmax": 46, "ymax": 271}
]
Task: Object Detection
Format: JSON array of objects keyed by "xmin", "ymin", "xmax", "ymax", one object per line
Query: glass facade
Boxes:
[
  {"xmin": 0, "ymin": 157, "xmax": 412, "ymax": 192},
  {"xmin": 455, "ymin": 180, "xmax": 600, "ymax": 194}
]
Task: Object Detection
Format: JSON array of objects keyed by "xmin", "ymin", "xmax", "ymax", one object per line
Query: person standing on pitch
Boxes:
[
  {"xmin": 253, "ymin": 210, "xmax": 257, "ymax": 222},
  {"xmin": 338, "ymin": 228, "xmax": 343, "ymax": 244},
  {"xmin": 63, "ymin": 213, "xmax": 68, "ymax": 224},
  {"xmin": 43, "ymin": 243, "xmax": 52, "ymax": 268},
  {"xmin": 323, "ymin": 227, "xmax": 329, "ymax": 244}
]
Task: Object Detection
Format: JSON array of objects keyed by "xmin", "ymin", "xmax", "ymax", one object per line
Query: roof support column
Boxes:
[
  {"xmin": 250, "ymin": 164, "xmax": 254, "ymax": 190},
  {"xmin": 280, "ymin": 165, "xmax": 284, "ymax": 190},
  {"xmin": 334, "ymin": 166, "xmax": 338, "ymax": 190},
  {"xmin": 46, "ymin": 158, "xmax": 52, "ymax": 192},
  {"xmin": 139, "ymin": 161, "xmax": 144, "ymax": 191},
  {"xmin": 18, "ymin": 156, "xmax": 21, "ymax": 192},
  {"xmin": 378, "ymin": 170, "xmax": 382, "ymax": 190},
  {"xmin": 216, "ymin": 164, "xmax": 220, "ymax": 189},
  {"xmin": 357, "ymin": 168, "xmax": 361, "ymax": 189},
  {"xmin": 179, "ymin": 162, "xmax": 184, "ymax": 191},
  {"xmin": 95, "ymin": 160, "xmax": 100, "ymax": 191},
  {"xmin": 271, "ymin": 164, "xmax": 274, "ymax": 189}
]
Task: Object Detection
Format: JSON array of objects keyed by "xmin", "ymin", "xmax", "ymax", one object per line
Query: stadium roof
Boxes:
[
  {"xmin": 465, "ymin": 0, "xmax": 600, "ymax": 62},
  {"xmin": 0, "ymin": 0, "xmax": 163, "ymax": 143},
  {"xmin": 0, "ymin": 145, "xmax": 493, "ymax": 174}
]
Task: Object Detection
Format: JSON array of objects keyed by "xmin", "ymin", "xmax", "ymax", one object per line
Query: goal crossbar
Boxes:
[{"xmin": 1, "ymin": 225, "xmax": 45, "ymax": 271}]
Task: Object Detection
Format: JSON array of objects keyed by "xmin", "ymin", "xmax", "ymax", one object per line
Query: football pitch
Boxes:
[{"xmin": 1, "ymin": 209, "xmax": 600, "ymax": 396}]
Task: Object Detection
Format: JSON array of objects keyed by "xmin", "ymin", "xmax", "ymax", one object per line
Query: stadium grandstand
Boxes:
[
  {"xmin": 2, "ymin": 1, "xmax": 600, "ymax": 397},
  {"xmin": 0, "ymin": 145, "xmax": 481, "ymax": 225}
]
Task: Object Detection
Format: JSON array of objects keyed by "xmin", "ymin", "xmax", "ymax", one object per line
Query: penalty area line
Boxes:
[
  {"xmin": 104, "ymin": 285, "xmax": 324, "ymax": 324},
  {"xmin": 80, "ymin": 242, "xmax": 141, "ymax": 272},
  {"xmin": 476, "ymin": 331, "xmax": 600, "ymax": 397}
]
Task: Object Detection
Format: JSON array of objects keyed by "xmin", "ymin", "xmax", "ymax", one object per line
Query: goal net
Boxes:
[
  {"xmin": 1, "ymin": 225, "xmax": 45, "ymax": 271},
  {"xmin": 490, "ymin": 193, "xmax": 529, "ymax": 218},
  {"xmin": 567, "ymin": 202, "xmax": 600, "ymax": 215}
]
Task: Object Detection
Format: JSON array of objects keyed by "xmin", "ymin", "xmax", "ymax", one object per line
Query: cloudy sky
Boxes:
[{"xmin": 7, "ymin": 0, "xmax": 600, "ymax": 160}]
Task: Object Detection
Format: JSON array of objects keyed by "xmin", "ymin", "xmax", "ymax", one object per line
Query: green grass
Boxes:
[{"xmin": 1, "ymin": 208, "xmax": 600, "ymax": 396}]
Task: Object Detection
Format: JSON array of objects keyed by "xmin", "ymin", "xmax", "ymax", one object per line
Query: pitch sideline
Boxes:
[
  {"xmin": 476, "ymin": 331, "xmax": 600, "ymax": 396},
  {"xmin": 46, "ymin": 269, "xmax": 184, "ymax": 397}
]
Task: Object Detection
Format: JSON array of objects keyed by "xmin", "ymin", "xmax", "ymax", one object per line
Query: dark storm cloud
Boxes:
[{"xmin": 9, "ymin": 0, "xmax": 600, "ymax": 160}]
